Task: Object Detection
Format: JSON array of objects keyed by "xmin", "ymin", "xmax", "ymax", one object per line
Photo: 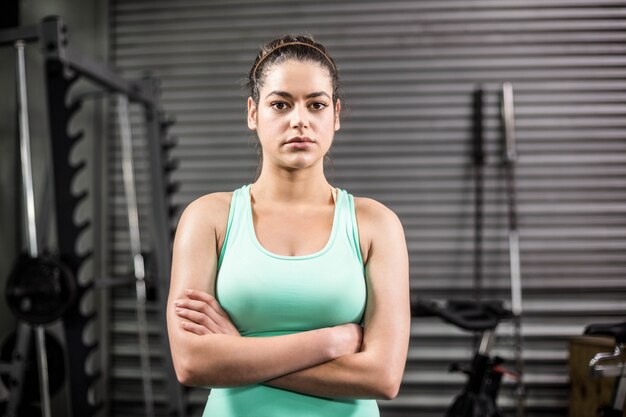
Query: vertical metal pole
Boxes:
[
  {"xmin": 15, "ymin": 39, "xmax": 52, "ymax": 417},
  {"xmin": 142, "ymin": 77, "xmax": 187, "ymax": 416},
  {"xmin": 501, "ymin": 82, "xmax": 526, "ymax": 417},
  {"xmin": 611, "ymin": 347, "xmax": 626, "ymax": 412},
  {"xmin": 472, "ymin": 87, "xmax": 485, "ymax": 303},
  {"xmin": 502, "ymin": 83, "xmax": 522, "ymax": 318},
  {"xmin": 116, "ymin": 94, "xmax": 155, "ymax": 417},
  {"xmin": 16, "ymin": 41, "xmax": 37, "ymax": 259}
]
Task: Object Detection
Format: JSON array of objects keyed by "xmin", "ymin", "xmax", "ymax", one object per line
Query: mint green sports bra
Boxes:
[{"xmin": 204, "ymin": 183, "xmax": 379, "ymax": 417}]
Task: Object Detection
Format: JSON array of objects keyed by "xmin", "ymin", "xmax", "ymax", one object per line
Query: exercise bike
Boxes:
[
  {"xmin": 583, "ymin": 321, "xmax": 626, "ymax": 417},
  {"xmin": 412, "ymin": 299, "xmax": 517, "ymax": 417}
]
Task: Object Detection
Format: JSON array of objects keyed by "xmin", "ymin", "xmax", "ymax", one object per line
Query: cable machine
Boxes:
[{"xmin": 0, "ymin": 16, "xmax": 186, "ymax": 417}]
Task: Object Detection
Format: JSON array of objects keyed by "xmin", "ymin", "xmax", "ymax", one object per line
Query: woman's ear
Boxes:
[
  {"xmin": 247, "ymin": 97, "xmax": 257, "ymax": 131},
  {"xmin": 334, "ymin": 99, "xmax": 341, "ymax": 131}
]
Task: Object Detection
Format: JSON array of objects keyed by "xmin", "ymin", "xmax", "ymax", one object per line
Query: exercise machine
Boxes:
[
  {"xmin": 584, "ymin": 322, "xmax": 626, "ymax": 416},
  {"xmin": 412, "ymin": 299, "xmax": 516, "ymax": 417},
  {"xmin": 410, "ymin": 84, "xmax": 528, "ymax": 416},
  {"xmin": 0, "ymin": 37, "xmax": 75, "ymax": 417},
  {"xmin": 0, "ymin": 16, "xmax": 185, "ymax": 417}
]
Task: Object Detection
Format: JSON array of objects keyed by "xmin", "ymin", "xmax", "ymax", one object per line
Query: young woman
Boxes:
[{"xmin": 167, "ymin": 35, "xmax": 410, "ymax": 416}]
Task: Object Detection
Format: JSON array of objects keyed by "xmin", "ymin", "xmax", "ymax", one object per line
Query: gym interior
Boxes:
[{"xmin": 1, "ymin": 0, "xmax": 625, "ymax": 416}]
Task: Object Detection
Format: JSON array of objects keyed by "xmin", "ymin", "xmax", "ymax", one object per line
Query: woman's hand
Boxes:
[
  {"xmin": 174, "ymin": 290, "xmax": 362, "ymax": 355},
  {"xmin": 174, "ymin": 289, "xmax": 240, "ymax": 336},
  {"xmin": 331, "ymin": 323, "xmax": 363, "ymax": 357}
]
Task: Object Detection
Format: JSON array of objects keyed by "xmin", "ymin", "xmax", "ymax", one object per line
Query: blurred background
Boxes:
[{"xmin": 1, "ymin": 0, "xmax": 625, "ymax": 416}]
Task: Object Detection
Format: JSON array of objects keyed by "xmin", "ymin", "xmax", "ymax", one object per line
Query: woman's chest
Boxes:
[
  {"xmin": 216, "ymin": 251, "xmax": 366, "ymax": 335},
  {"xmin": 253, "ymin": 208, "xmax": 334, "ymax": 257}
]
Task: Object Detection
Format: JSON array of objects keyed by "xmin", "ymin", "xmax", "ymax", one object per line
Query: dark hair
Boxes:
[{"xmin": 247, "ymin": 34, "xmax": 341, "ymax": 105}]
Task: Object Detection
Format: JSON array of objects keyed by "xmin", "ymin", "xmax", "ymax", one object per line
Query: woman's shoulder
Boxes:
[
  {"xmin": 178, "ymin": 191, "xmax": 234, "ymax": 231},
  {"xmin": 352, "ymin": 195, "xmax": 402, "ymax": 228},
  {"xmin": 351, "ymin": 195, "xmax": 405, "ymax": 257},
  {"xmin": 187, "ymin": 191, "xmax": 233, "ymax": 212}
]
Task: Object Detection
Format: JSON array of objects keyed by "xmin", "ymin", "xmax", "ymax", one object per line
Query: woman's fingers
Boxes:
[
  {"xmin": 176, "ymin": 299, "xmax": 225, "ymax": 326},
  {"xmin": 185, "ymin": 289, "xmax": 230, "ymax": 318},
  {"xmin": 175, "ymin": 307, "xmax": 221, "ymax": 333},
  {"xmin": 174, "ymin": 293, "xmax": 240, "ymax": 336},
  {"xmin": 180, "ymin": 320, "xmax": 210, "ymax": 335}
]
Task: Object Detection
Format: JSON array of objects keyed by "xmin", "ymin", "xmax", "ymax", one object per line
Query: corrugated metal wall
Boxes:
[{"xmin": 108, "ymin": 1, "xmax": 626, "ymax": 416}]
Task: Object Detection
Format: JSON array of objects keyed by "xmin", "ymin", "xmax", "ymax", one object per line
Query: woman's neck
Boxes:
[{"xmin": 252, "ymin": 169, "xmax": 333, "ymax": 205}]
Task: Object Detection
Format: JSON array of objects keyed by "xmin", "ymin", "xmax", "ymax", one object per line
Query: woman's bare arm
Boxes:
[
  {"xmin": 167, "ymin": 193, "xmax": 361, "ymax": 387},
  {"xmin": 262, "ymin": 198, "xmax": 411, "ymax": 399}
]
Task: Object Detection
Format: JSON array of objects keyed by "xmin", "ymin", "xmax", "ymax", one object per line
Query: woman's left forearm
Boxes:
[{"xmin": 264, "ymin": 350, "xmax": 402, "ymax": 400}]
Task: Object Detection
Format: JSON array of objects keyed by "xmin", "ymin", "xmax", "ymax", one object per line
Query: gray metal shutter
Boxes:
[{"xmin": 109, "ymin": 1, "xmax": 626, "ymax": 416}]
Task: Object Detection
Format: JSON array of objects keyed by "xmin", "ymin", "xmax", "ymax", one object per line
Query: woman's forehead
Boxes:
[{"xmin": 261, "ymin": 60, "xmax": 333, "ymax": 95}]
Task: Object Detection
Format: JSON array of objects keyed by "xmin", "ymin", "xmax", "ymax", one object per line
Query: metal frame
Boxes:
[{"xmin": 0, "ymin": 15, "xmax": 185, "ymax": 417}]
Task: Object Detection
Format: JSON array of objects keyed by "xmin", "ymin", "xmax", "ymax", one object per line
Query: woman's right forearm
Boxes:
[{"xmin": 171, "ymin": 325, "xmax": 353, "ymax": 388}]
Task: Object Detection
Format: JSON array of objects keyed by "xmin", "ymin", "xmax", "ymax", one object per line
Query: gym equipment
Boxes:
[
  {"xmin": 472, "ymin": 87, "xmax": 485, "ymax": 302},
  {"xmin": 5, "ymin": 38, "xmax": 57, "ymax": 417},
  {"xmin": 0, "ymin": 330, "xmax": 65, "ymax": 416},
  {"xmin": 6, "ymin": 253, "xmax": 76, "ymax": 325},
  {"xmin": 412, "ymin": 299, "xmax": 516, "ymax": 417},
  {"xmin": 584, "ymin": 322, "xmax": 626, "ymax": 416},
  {"xmin": 0, "ymin": 16, "xmax": 185, "ymax": 417},
  {"xmin": 500, "ymin": 82, "xmax": 527, "ymax": 417},
  {"xmin": 116, "ymin": 94, "xmax": 155, "ymax": 417}
]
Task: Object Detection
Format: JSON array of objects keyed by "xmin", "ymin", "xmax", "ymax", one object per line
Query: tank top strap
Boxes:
[
  {"xmin": 336, "ymin": 188, "xmax": 365, "ymax": 268},
  {"xmin": 217, "ymin": 184, "xmax": 248, "ymax": 270}
]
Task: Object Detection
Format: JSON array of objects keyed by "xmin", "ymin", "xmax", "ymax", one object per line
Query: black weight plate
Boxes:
[{"xmin": 6, "ymin": 253, "xmax": 77, "ymax": 324}]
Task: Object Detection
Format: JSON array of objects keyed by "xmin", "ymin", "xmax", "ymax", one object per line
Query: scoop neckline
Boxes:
[{"xmin": 245, "ymin": 184, "xmax": 341, "ymax": 260}]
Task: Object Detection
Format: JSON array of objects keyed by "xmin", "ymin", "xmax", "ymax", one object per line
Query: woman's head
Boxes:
[
  {"xmin": 246, "ymin": 35, "xmax": 341, "ymax": 178},
  {"xmin": 247, "ymin": 35, "xmax": 340, "ymax": 105}
]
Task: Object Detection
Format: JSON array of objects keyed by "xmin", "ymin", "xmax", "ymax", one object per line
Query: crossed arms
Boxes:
[{"xmin": 166, "ymin": 194, "xmax": 410, "ymax": 400}]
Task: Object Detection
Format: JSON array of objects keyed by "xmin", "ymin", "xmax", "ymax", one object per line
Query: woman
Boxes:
[{"xmin": 167, "ymin": 35, "xmax": 410, "ymax": 416}]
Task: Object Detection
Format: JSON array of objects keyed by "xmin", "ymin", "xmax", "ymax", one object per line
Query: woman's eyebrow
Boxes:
[{"xmin": 265, "ymin": 90, "xmax": 331, "ymax": 100}]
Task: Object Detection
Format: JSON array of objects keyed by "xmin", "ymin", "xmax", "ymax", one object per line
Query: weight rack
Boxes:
[{"xmin": 0, "ymin": 15, "xmax": 186, "ymax": 417}]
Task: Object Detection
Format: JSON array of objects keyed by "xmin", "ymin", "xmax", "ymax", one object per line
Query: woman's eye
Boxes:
[
  {"xmin": 271, "ymin": 102, "xmax": 289, "ymax": 110},
  {"xmin": 310, "ymin": 102, "xmax": 328, "ymax": 110}
]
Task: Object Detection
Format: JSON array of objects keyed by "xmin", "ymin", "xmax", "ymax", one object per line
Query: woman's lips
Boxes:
[{"xmin": 284, "ymin": 136, "xmax": 315, "ymax": 149}]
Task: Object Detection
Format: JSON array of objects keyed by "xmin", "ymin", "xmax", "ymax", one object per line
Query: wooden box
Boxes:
[{"xmin": 568, "ymin": 336, "xmax": 625, "ymax": 417}]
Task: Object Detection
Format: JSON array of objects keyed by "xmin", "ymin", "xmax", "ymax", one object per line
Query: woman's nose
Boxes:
[{"xmin": 290, "ymin": 104, "xmax": 309, "ymax": 129}]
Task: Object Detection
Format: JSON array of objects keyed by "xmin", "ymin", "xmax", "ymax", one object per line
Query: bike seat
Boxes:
[
  {"xmin": 412, "ymin": 298, "xmax": 513, "ymax": 332},
  {"xmin": 584, "ymin": 322, "xmax": 626, "ymax": 344}
]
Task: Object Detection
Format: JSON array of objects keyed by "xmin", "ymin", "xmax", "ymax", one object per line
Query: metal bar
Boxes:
[
  {"xmin": 65, "ymin": 48, "xmax": 151, "ymax": 104},
  {"xmin": 16, "ymin": 40, "xmax": 38, "ymax": 258},
  {"xmin": 5, "ymin": 322, "xmax": 32, "ymax": 416},
  {"xmin": 45, "ymin": 54, "xmax": 100, "ymax": 417},
  {"xmin": 590, "ymin": 345, "xmax": 622, "ymax": 370},
  {"xmin": 472, "ymin": 86, "xmax": 485, "ymax": 303},
  {"xmin": 34, "ymin": 327, "xmax": 51, "ymax": 417},
  {"xmin": 612, "ymin": 358, "xmax": 626, "ymax": 411},
  {"xmin": 478, "ymin": 329, "xmax": 495, "ymax": 356},
  {"xmin": 501, "ymin": 81, "xmax": 526, "ymax": 417},
  {"xmin": 0, "ymin": 25, "xmax": 39, "ymax": 46},
  {"xmin": 16, "ymin": 39, "xmax": 53, "ymax": 417},
  {"xmin": 117, "ymin": 94, "xmax": 155, "ymax": 417},
  {"xmin": 36, "ymin": 16, "xmax": 152, "ymax": 105},
  {"xmin": 93, "ymin": 92, "xmax": 112, "ymax": 416},
  {"xmin": 142, "ymin": 77, "xmax": 187, "ymax": 417},
  {"xmin": 502, "ymin": 82, "xmax": 522, "ymax": 317}
]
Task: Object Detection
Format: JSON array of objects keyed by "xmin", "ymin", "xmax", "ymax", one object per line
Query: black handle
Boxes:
[{"xmin": 411, "ymin": 298, "xmax": 512, "ymax": 332}]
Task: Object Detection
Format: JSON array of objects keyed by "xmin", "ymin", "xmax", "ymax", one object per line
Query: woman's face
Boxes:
[{"xmin": 248, "ymin": 59, "xmax": 341, "ymax": 172}]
